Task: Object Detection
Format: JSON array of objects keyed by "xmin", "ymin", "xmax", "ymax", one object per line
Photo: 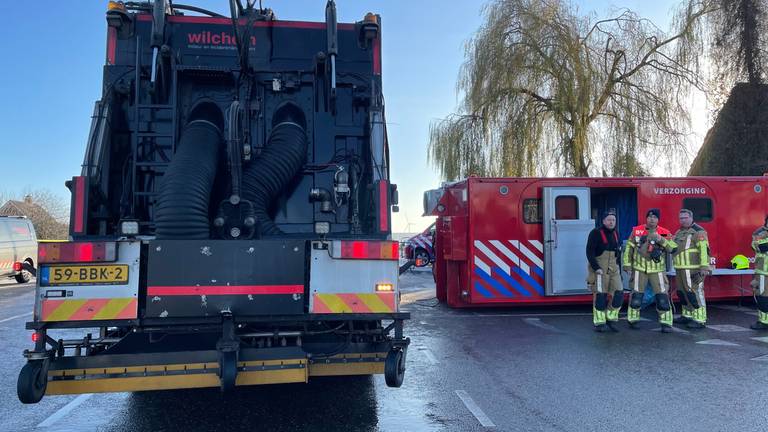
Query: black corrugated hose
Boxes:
[
  {"xmin": 242, "ymin": 121, "xmax": 308, "ymax": 236},
  {"xmin": 154, "ymin": 120, "xmax": 221, "ymax": 239}
]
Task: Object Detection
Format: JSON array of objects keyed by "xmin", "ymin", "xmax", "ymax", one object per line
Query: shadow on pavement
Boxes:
[{"xmin": 102, "ymin": 376, "xmax": 379, "ymax": 432}]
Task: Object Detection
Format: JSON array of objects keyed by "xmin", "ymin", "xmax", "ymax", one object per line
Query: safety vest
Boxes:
[
  {"xmin": 753, "ymin": 226, "xmax": 768, "ymax": 275},
  {"xmin": 669, "ymin": 224, "xmax": 710, "ymax": 270},
  {"xmin": 622, "ymin": 225, "xmax": 672, "ymax": 273}
]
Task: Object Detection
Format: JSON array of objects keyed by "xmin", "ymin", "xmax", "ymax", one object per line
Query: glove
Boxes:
[
  {"xmin": 699, "ymin": 269, "xmax": 711, "ymax": 277},
  {"xmin": 622, "ymin": 266, "xmax": 631, "ymax": 273}
]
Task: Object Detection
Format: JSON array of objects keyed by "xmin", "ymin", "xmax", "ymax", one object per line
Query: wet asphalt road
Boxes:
[{"xmin": 2, "ymin": 272, "xmax": 768, "ymax": 431}]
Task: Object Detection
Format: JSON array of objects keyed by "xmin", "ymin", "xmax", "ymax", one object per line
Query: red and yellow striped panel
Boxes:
[
  {"xmin": 312, "ymin": 292, "xmax": 396, "ymax": 313},
  {"xmin": 41, "ymin": 298, "xmax": 138, "ymax": 322}
]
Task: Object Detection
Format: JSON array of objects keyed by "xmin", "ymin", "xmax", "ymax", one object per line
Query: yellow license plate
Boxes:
[{"xmin": 45, "ymin": 265, "xmax": 129, "ymax": 285}]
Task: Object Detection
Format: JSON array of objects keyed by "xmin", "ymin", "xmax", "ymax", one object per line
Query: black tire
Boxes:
[
  {"xmin": 384, "ymin": 349, "xmax": 405, "ymax": 388},
  {"xmin": 219, "ymin": 351, "xmax": 237, "ymax": 393},
  {"xmin": 17, "ymin": 361, "xmax": 47, "ymax": 404},
  {"xmin": 414, "ymin": 249, "xmax": 430, "ymax": 267},
  {"xmin": 15, "ymin": 259, "xmax": 32, "ymax": 284}
]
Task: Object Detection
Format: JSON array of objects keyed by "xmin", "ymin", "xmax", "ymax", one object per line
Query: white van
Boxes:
[{"xmin": 0, "ymin": 216, "xmax": 37, "ymax": 283}]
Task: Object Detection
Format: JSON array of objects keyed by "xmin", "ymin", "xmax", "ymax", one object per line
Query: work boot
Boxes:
[
  {"xmin": 673, "ymin": 315, "xmax": 691, "ymax": 325},
  {"xmin": 750, "ymin": 321, "xmax": 768, "ymax": 330},
  {"xmin": 686, "ymin": 321, "xmax": 706, "ymax": 329},
  {"xmin": 660, "ymin": 324, "xmax": 672, "ymax": 333},
  {"xmin": 606, "ymin": 321, "xmax": 620, "ymax": 332},
  {"xmin": 594, "ymin": 324, "xmax": 608, "ymax": 333}
]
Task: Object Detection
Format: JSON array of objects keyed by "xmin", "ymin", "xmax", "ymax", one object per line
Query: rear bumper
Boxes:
[
  {"xmin": 44, "ymin": 344, "xmax": 395, "ymax": 395},
  {"xmin": 23, "ymin": 312, "xmax": 410, "ymax": 398}
]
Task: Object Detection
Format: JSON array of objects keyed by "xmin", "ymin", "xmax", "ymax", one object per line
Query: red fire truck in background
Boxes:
[
  {"xmin": 425, "ymin": 176, "xmax": 765, "ymax": 308},
  {"xmin": 403, "ymin": 223, "xmax": 435, "ymax": 267}
]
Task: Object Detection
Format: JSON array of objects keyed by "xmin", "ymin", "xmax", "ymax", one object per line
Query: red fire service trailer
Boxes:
[{"xmin": 425, "ymin": 176, "xmax": 766, "ymax": 308}]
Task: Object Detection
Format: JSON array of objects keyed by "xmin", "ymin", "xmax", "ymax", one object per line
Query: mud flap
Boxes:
[{"xmin": 145, "ymin": 240, "xmax": 306, "ymax": 318}]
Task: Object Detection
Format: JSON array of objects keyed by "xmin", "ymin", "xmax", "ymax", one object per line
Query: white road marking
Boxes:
[
  {"xmin": 707, "ymin": 324, "xmax": 751, "ymax": 332},
  {"xmin": 652, "ymin": 326, "xmax": 690, "ymax": 334},
  {"xmin": 416, "ymin": 347, "xmax": 439, "ymax": 365},
  {"xmin": 522, "ymin": 317, "xmax": 562, "ymax": 332},
  {"xmin": 751, "ymin": 354, "xmax": 768, "ymax": 361},
  {"xmin": 455, "ymin": 390, "xmax": 496, "ymax": 428},
  {"xmin": 752, "ymin": 337, "xmax": 768, "ymax": 344},
  {"xmin": 37, "ymin": 394, "xmax": 93, "ymax": 428},
  {"xmin": 0, "ymin": 311, "xmax": 32, "ymax": 324},
  {"xmin": 696, "ymin": 339, "xmax": 740, "ymax": 346}
]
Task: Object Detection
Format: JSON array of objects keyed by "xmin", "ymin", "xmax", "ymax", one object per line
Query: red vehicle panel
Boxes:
[{"xmin": 429, "ymin": 177, "xmax": 767, "ymax": 308}]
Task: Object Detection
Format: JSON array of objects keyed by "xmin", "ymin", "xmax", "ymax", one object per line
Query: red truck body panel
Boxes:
[{"xmin": 432, "ymin": 176, "xmax": 767, "ymax": 308}]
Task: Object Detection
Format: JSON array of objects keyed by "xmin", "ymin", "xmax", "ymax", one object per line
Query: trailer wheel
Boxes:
[
  {"xmin": 219, "ymin": 351, "xmax": 237, "ymax": 393},
  {"xmin": 384, "ymin": 349, "xmax": 405, "ymax": 388},
  {"xmin": 17, "ymin": 361, "xmax": 47, "ymax": 404}
]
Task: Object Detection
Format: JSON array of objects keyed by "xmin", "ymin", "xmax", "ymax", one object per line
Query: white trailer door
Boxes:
[{"xmin": 543, "ymin": 187, "xmax": 594, "ymax": 295}]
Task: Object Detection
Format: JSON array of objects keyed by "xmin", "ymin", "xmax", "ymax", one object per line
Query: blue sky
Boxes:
[{"xmin": 0, "ymin": 0, "xmax": 684, "ymax": 233}]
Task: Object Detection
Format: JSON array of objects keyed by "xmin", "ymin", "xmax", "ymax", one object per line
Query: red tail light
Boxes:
[
  {"xmin": 38, "ymin": 242, "xmax": 117, "ymax": 264},
  {"xmin": 336, "ymin": 241, "xmax": 398, "ymax": 260},
  {"xmin": 31, "ymin": 332, "xmax": 41, "ymax": 343},
  {"xmin": 13, "ymin": 262, "xmax": 22, "ymax": 272}
]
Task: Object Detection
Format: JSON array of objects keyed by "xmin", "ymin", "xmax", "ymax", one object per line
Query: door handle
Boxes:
[{"xmin": 551, "ymin": 219, "xmax": 558, "ymax": 249}]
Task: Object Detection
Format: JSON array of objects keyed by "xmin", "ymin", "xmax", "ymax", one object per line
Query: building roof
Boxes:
[{"xmin": 0, "ymin": 198, "xmax": 45, "ymax": 218}]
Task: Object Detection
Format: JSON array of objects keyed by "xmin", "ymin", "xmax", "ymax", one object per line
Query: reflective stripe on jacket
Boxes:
[{"xmin": 669, "ymin": 224, "xmax": 709, "ymax": 270}]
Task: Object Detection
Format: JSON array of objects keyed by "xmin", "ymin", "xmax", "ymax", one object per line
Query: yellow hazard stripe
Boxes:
[
  {"xmin": 42, "ymin": 298, "xmax": 137, "ymax": 321},
  {"xmin": 44, "ymin": 300, "xmax": 88, "ymax": 322},
  {"xmin": 356, "ymin": 293, "xmax": 394, "ymax": 312},
  {"xmin": 315, "ymin": 294, "xmax": 355, "ymax": 313},
  {"xmin": 92, "ymin": 298, "xmax": 134, "ymax": 320},
  {"xmin": 313, "ymin": 293, "xmax": 395, "ymax": 313}
]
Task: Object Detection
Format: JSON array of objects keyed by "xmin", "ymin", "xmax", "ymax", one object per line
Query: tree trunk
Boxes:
[{"xmin": 570, "ymin": 122, "xmax": 590, "ymax": 176}]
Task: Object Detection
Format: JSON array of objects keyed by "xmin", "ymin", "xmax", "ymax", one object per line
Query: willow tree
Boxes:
[{"xmin": 429, "ymin": 0, "xmax": 714, "ymax": 179}]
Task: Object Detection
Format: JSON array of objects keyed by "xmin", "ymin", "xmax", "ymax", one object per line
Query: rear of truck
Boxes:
[{"xmin": 17, "ymin": 0, "xmax": 408, "ymax": 404}]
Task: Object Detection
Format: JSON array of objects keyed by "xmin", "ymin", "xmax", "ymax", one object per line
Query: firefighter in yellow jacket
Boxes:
[
  {"xmin": 622, "ymin": 209, "xmax": 675, "ymax": 332},
  {"xmin": 750, "ymin": 216, "xmax": 768, "ymax": 330},
  {"xmin": 668, "ymin": 209, "xmax": 710, "ymax": 329}
]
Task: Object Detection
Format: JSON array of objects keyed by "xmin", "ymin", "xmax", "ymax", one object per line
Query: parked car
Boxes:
[
  {"xmin": 404, "ymin": 223, "xmax": 436, "ymax": 267},
  {"xmin": 0, "ymin": 216, "xmax": 37, "ymax": 283}
]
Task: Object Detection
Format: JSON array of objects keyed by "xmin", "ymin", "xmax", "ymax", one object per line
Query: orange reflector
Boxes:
[
  {"xmin": 108, "ymin": 1, "xmax": 127, "ymax": 12},
  {"xmin": 39, "ymin": 242, "xmax": 117, "ymax": 264},
  {"xmin": 338, "ymin": 241, "xmax": 398, "ymax": 260},
  {"xmin": 364, "ymin": 12, "xmax": 379, "ymax": 24}
]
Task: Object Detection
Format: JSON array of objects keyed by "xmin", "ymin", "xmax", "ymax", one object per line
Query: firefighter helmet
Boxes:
[{"xmin": 731, "ymin": 254, "xmax": 750, "ymax": 270}]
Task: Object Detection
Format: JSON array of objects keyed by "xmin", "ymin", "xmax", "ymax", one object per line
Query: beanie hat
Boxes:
[{"xmin": 646, "ymin": 208, "xmax": 660, "ymax": 219}]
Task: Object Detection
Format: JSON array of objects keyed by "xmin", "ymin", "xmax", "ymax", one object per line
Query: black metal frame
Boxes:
[{"xmin": 25, "ymin": 313, "xmax": 409, "ymax": 330}]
